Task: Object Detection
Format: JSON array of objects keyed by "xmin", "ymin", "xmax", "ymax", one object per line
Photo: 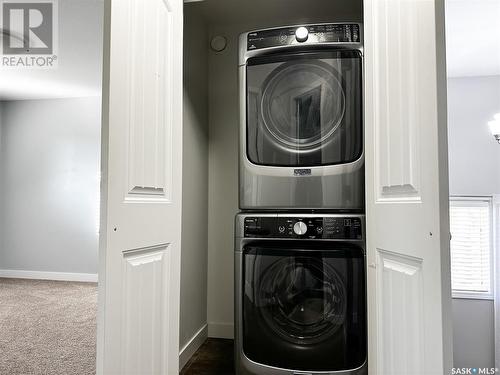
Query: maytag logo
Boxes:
[
  {"xmin": 1, "ymin": 0, "xmax": 58, "ymax": 68},
  {"xmin": 294, "ymin": 169, "xmax": 312, "ymax": 176}
]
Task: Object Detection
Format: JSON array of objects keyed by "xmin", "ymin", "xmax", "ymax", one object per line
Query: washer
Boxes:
[
  {"xmin": 239, "ymin": 23, "xmax": 364, "ymax": 211},
  {"xmin": 234, "ymin": 213, "xmax": 367, "ymax": 375}
]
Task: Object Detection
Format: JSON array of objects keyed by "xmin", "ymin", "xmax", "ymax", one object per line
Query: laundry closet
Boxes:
[
  {"xmin": 96, "ymin": 0, "xmax": 452, "ymax": 372},
  {"xmin": 180, "ymin": 0, "xmax": 364, "ymax": 370},
  {"xmin": 0, "ymin": 0, "xmax": 456, "ymax": 372}
]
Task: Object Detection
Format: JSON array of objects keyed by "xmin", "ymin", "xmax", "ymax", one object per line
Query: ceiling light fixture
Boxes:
[{"xmin": 488, "ymin": 113, "xmax": 500, "ymax": 144}]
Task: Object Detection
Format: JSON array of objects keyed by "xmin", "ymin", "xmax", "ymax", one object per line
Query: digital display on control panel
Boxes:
[
  {"xmin": 244, "ymin": 217, "xmax": 362, "ymax": 240},
  {"xmin": 247, "ymin": 24, "xmax": 360, "ymax": 51}
]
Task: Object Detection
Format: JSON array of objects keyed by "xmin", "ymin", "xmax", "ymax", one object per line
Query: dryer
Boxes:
[
  {"xmin": 239, "ymin": 23, "xmax": 364, "ymax": 211},
  {"xmin": 234, "ymin": 213, "xmax": 367, "ymax": 374}
]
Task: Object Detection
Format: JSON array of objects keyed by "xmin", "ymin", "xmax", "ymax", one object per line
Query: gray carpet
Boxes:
[{"xmin": 0, "ymin": 278, "xmax": 97, "ymax": 375}]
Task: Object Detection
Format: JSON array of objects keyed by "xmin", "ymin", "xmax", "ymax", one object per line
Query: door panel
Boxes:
[
  {"xmin": 373, "ymin": 1, "xmax": 421, "ymax": 201},
  {"xmin": 98, "ymin": 0, "xmax": 183, "ymax": 372},
  {"xmin": 126, "ymin": 0, "xmax": 172, "ymax": 199},
  {"xmin": 378, "ymin": 249, "xmax": 424, "ymax": 375},
  {"xmin": 364, "ymin": 0, "xmax": 452, "ymax": 374},
  {"xmin": 121, "ymin": 245, "xmax": 170, "ymax": 374}
]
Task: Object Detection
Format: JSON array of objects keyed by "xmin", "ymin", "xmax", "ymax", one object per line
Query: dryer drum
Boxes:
[{"xmin": 260, "ymin": 60, "xmax": 346, "ymax": 152}]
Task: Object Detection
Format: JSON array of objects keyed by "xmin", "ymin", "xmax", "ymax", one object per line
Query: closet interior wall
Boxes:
[{"xmin": 180, "ymin": 4, "xmax": 210, "ymax": 365}]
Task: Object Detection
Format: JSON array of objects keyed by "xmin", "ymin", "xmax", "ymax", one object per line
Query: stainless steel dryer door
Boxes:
[
  {"xmin": 242, "ymin": 242, "xmax": 366, "ymax": 372},
  {"xmin": 246, "ymin": 50, "xmax": 362, "ymax": 167}
]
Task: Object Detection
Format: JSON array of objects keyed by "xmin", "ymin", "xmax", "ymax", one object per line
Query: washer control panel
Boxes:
[
  {"xmin": 244, "ymin": 216, "xmax": 362, "ymax": 240},
  {"xmin": 247, "ymin": 24, "xmax": 361, "ymax": 51}
]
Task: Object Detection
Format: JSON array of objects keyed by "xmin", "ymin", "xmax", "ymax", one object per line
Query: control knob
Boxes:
[
  {"xmin": 295, "ymin": 27, "xmax": 309, "ymax": 42},
  {"xmin": 293, "ymin": 221, "xmax": 307, "ymax": 235}
]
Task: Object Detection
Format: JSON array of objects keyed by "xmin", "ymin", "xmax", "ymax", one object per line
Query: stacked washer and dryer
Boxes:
[{"xmin": 235, "ymin": 23, "xmax": 367, "ymax": 375}]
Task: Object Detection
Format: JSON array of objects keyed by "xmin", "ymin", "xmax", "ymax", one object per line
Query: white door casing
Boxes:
[
  {"xmin": 97, "ymin": 0, "xmax": 183, "ymax": 373},
  {"xmin": 364, "ymin": 0, "xmax": 453, "ymax": 374}
]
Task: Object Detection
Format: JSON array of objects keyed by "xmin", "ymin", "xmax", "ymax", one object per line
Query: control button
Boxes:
[
  {"xmin": 295, "ymin": 27, "xmax": 309, "ymax": 42},
  {"xmin": 316, "ymin": 226, "xmax": 323, "ymax": 234},
  {"xmin": 278, "ymin": 225, "xmax": 286, "ymax": 233},
  {"xmin": 293, "ymin": 221, "xmax": 308, "ymax": 235}
]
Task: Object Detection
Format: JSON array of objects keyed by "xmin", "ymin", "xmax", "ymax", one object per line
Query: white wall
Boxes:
[
  {"xmin": 447, "ymin": 76, "xmax": 500, "ymax": 368},
  {"xmin": 203, "ymin": 0, "xmax": 363, "ymax": 338},
  {"xmin": 452, "ymin": 298, "xmax": 496, "ymax": 368},
  {"xmin": 448, "ymin": 76, "xmax": 500, "ymax": 196},
  {"xmin": 179, "ymin": 5, "xmax": 209, "ymax": 363},
  {"xmin": 0, "ymin": 97, "xmax": 101, "ymax": 275}
]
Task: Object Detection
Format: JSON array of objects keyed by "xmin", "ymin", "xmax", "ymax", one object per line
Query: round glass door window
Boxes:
[
  {"xmin": 261, "ymin": 61, "xmax": 346, "ymax": 151},
  {"xmin": 257, "ymin": 256, "xmax": 347, "ymax": 345}
]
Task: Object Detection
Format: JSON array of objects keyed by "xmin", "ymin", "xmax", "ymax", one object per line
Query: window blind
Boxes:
[{"xmin": 450, "ymin": 198, "xmax": 492, "ymax": 297}]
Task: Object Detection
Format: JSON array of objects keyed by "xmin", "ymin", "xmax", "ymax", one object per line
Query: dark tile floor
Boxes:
[{"xmin": 180, "ymin": 338, "xmax": 235, "ymax": 375}]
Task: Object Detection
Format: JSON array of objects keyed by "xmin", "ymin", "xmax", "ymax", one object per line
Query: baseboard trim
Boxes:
[
  {"xmin": 179, "ymin": 324, "xmax": 208, "ymax": 370},
  {"xmin": 208, "ymin": 322, "xmax": 234, "ymax": 339},
  {"xmin": 0, "ymin": 269, "xmax": 98, "ymax": 282}
]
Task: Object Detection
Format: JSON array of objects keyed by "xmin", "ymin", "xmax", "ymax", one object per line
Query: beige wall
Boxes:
[
  {"xmin": 180, "ymin": 6, "xmax": 209, "ymax": 355},
  {"xmin": 206, "ymin": 24, "xmax": 240, "ymax": 338}
]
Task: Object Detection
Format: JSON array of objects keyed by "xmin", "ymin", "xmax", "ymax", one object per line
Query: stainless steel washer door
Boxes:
[
  {"xmin": 257, "ymin": 254, "xmax": 347, "ymax": 345},
  {"xmin": 242, "ymin": 242, "xmax": 366, "ymax": 372}
]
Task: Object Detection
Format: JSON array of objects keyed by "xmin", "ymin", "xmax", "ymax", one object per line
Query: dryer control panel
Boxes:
[
  {"xmin": 244, "ymin": 216, "xmax": 362, "ymax": 240},
  {"xmin": 247, "ymin": 23, "xmax": 361, "ymax": 51}
]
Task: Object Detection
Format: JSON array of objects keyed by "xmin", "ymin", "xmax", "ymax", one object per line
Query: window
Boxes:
[{"xmin": 450, "ymin": 197, "xmax": 493, "ymax": 299}]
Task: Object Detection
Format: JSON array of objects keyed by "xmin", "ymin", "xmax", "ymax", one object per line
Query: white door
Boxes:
[
  {"xmin": 97, "ymin": 0, "xmax": 183, "ymax": 373},
  {"xmin": 364, "ymin": 0, "xmax": 453, "ymax": 374}
]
